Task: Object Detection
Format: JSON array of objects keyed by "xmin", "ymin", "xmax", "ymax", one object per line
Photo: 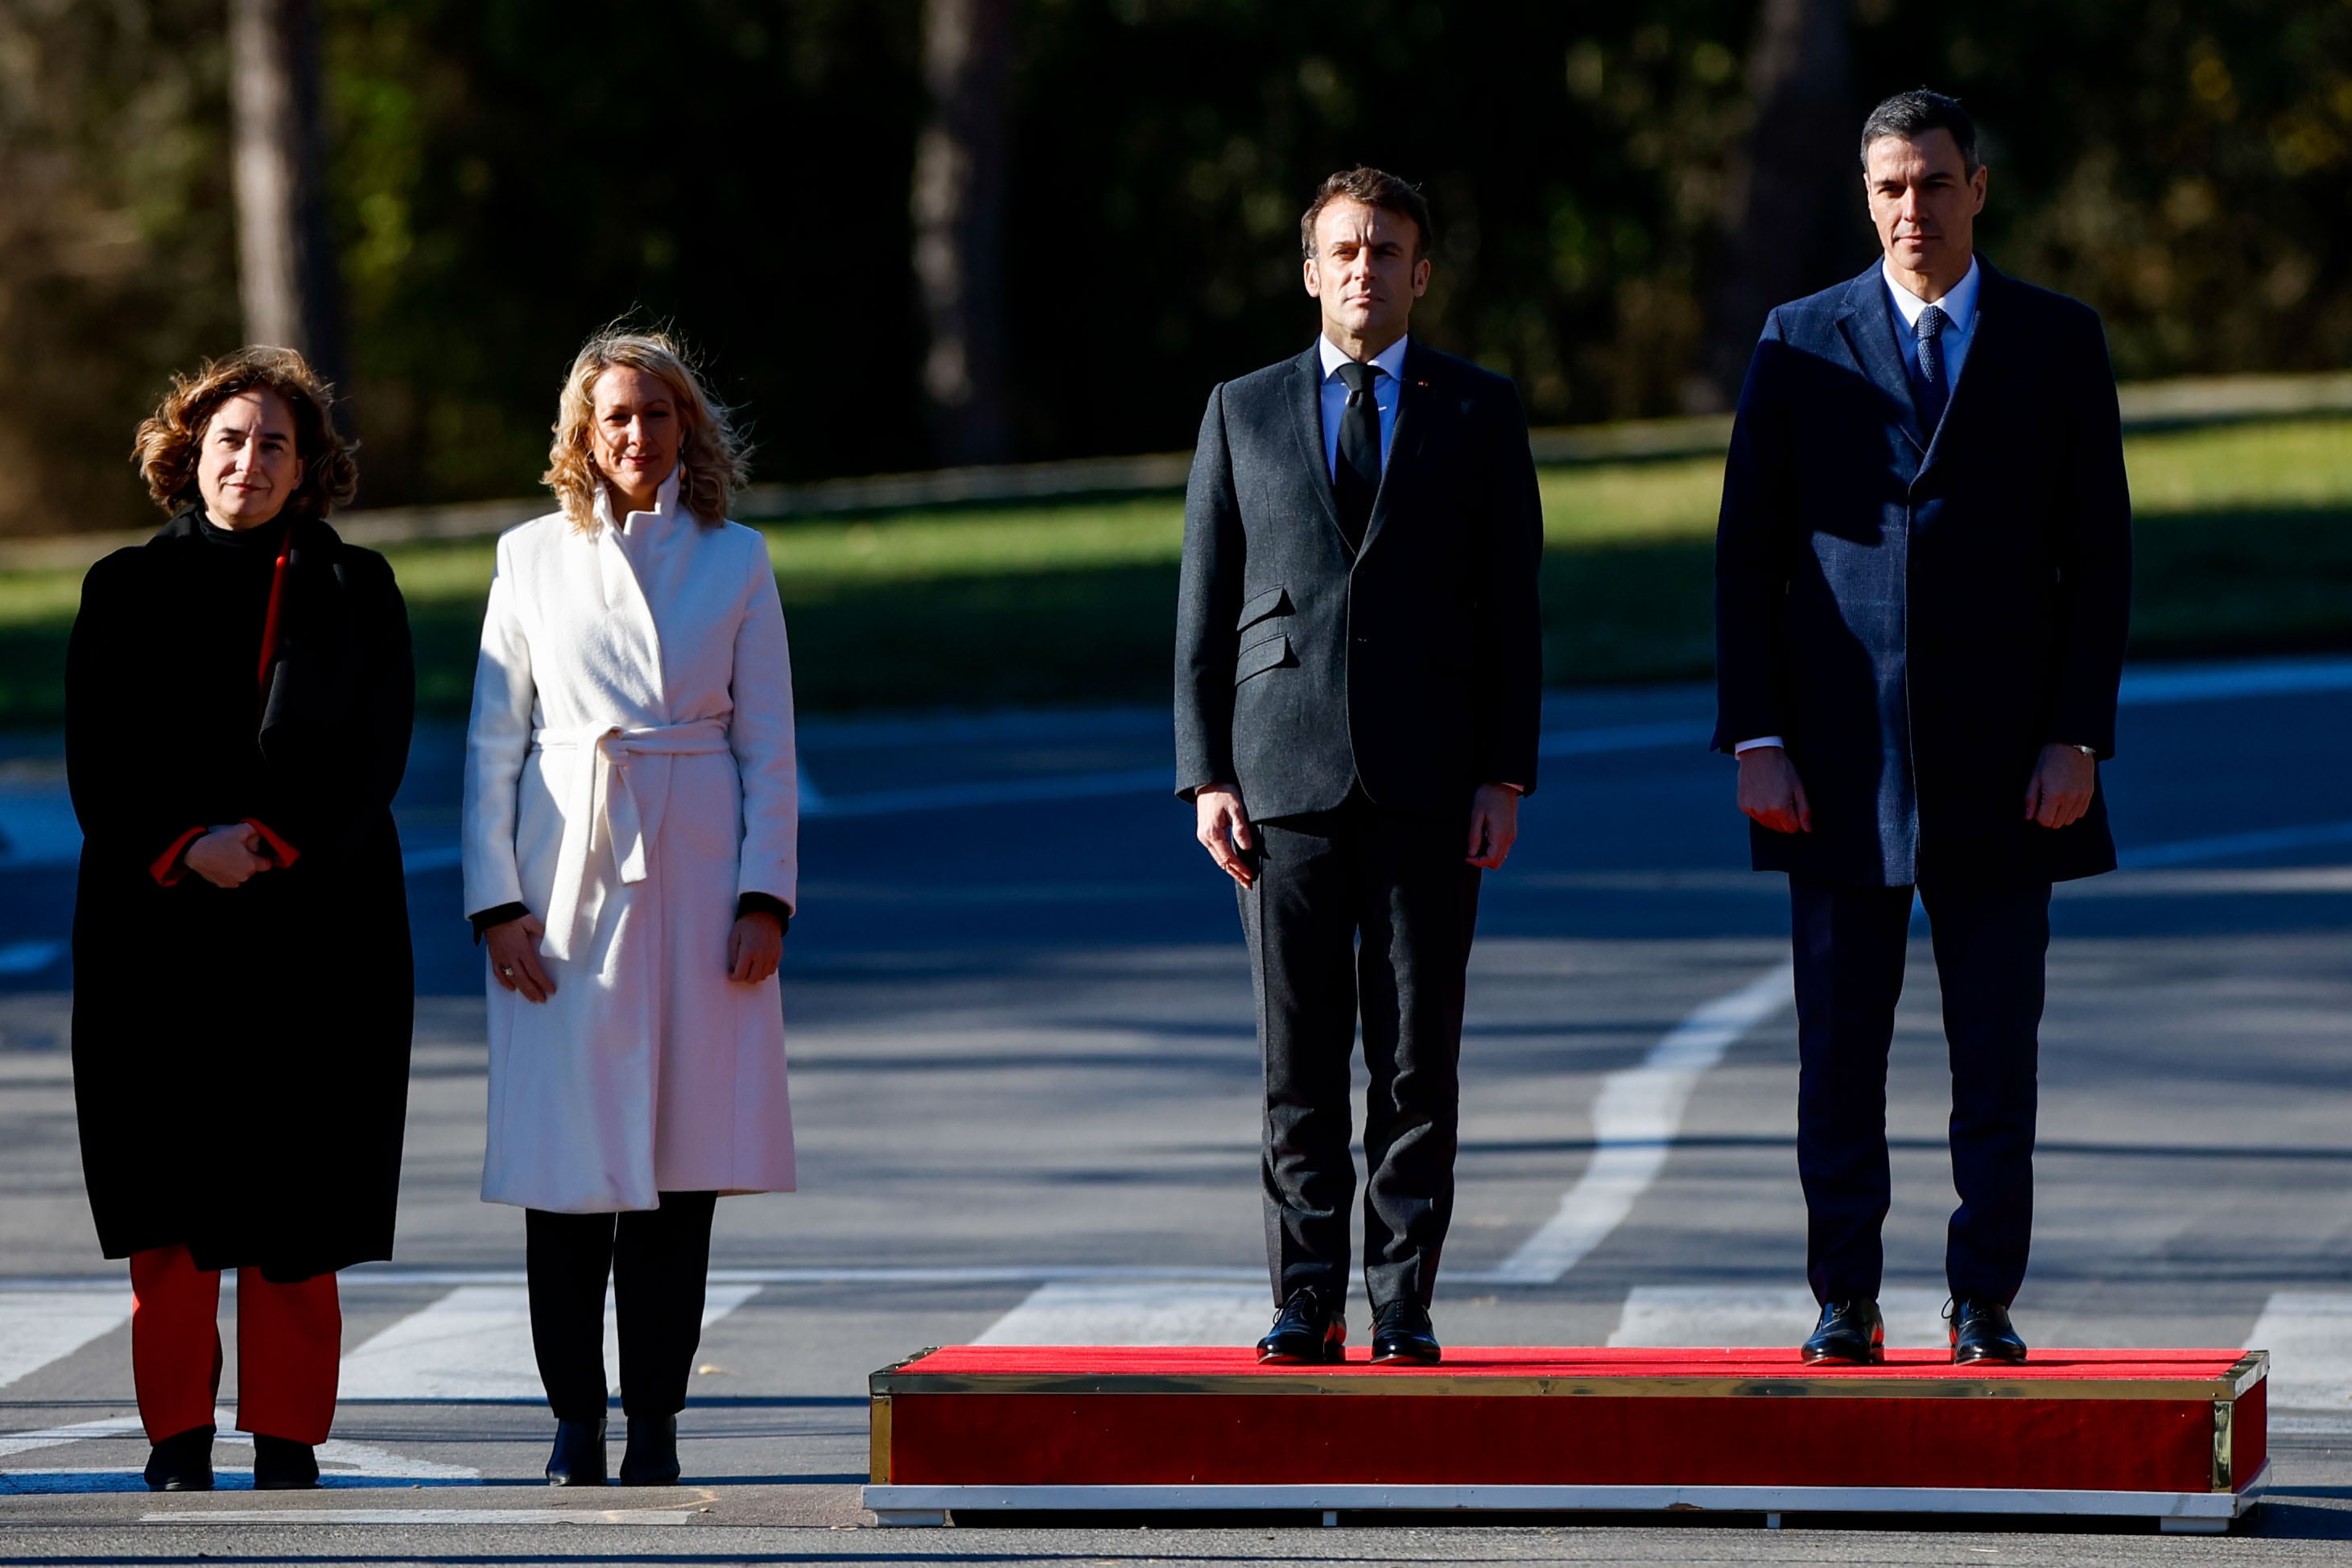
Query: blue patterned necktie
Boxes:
[{"xmin": 1913, "ymin": 304, "xmax": 1950, "ymax": 431}]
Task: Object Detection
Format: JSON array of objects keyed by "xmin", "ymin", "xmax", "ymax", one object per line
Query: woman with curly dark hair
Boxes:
[{"xmin": 66, "ymin": 346, "xmax": 415, "ymax": 1492}]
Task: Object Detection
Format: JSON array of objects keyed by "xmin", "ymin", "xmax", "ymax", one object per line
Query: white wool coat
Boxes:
[{"xmin": 461, "ymin": 475, "xmax": 798, "ymax": 1212}]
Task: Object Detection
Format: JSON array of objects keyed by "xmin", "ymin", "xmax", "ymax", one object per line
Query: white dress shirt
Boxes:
[
  {"xmin": 1733, "ymin": 258, "xmax": 1983, "ymax": 757},
  {"xmin": 1318, "ymin": 332, "xmax": 1409, "ymax": 479}
]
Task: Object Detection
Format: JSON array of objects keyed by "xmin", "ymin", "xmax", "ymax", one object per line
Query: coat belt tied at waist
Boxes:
[{"xmin": 533, "ymin": 718, "xmax": 732, "ymax": 961}]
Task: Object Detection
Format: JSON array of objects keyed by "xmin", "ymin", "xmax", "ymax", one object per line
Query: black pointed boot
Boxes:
[
  {"xmin": 251, "ymin": 1434, "xmax": 320, "ymax": 1490},
  {"xmin": 545, "ymin": 1417, "xmax": 607, "ymax": 1486},
  {"xmin": 618, "ymin": 1415, "xmax": 680, "ymax": 1486},
  {"xmin": 143, "ymin": 1425, "xmax": 216, "ymax": 1492}
]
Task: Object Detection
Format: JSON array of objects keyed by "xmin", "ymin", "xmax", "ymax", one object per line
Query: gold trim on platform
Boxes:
[
  {"xmin": 869, "ymin": 1394, "xmax": 893, "ymax": 1485},
  {"xmin": 2212, "ymin": 1399, "xmax": 2234, "ymax": 1492}
]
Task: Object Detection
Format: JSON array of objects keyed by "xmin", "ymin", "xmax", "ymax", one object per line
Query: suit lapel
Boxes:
[
  {"xmin": 1357, "ymin": 341, "xmax": 1432, "ymax": 559},
  {"xmin": 1917, "ymin": 259, "xmax": 2009, "ymax": 481},
  {"xmin": 1284, "ymin": 345, "xmax": 1352, "ymax": 555},
  {"xmin": 1834, "ymin": 265, "xmax": 1926, "ymax": 455}
]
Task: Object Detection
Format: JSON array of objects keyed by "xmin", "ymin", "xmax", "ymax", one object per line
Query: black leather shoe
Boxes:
[
  {"xmin": 618, "ymin": 1415, "xmax": 680, "ymax": 1486},
  {"xmin": 546, "ymin": 1417, "xmax": 608, "ymax": 1486},
  {"xmin": 142, "ymin": 1425, "xmax": 215, "ymax": 1492},
  {"xmin": 1949, "ymin": 1298, "xmax": 2028, "ymax": 1364},
  {"xmin": 1256, "ymin": 1286, "xmax": 1345, "ymax": 1364},
  {"xmin": 1369, "ymin": 1300, "xmax": 1442, "ymax": 1364},
  {"xmin": 251, "ymin": 1434, "xmax": 320, "ymax": 1490},
  {"xmin": 1801, "ymin": 1299, "xmax": 1885, "ymax": 1365}
]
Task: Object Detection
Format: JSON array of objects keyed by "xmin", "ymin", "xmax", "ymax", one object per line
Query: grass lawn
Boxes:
[{"xmin": 5, "ymin": 417, "xmax": 2350, "ymax": 725}]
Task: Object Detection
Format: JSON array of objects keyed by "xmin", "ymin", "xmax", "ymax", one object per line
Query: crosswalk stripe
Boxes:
[
  {"xmin": 2247, "ymin": 1291, "xmax": 2352, "ymax": 1423},
  {"xmin": 0, "ymin": 1290, "xmax": 134, "ymax": 1391},
  {"xmin": 1492, "ymin": 964, "xmax": 1796, "ymax": 1285},
  {"xmin": 975, "ymin": 1281, "xmax": 1270, "ymax": 1347},
  {"xmin": 1608, "ymin": 1286, "xmax": 1950, "ymax": 1351},
  {"xmin": 337, "ymin": 1282, "xmax": 761, "ymax": 1401}
]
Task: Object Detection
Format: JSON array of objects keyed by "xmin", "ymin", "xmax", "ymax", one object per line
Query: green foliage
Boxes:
[
  {"xmin": 2, "ymin": 419, "xmax": 2347, "ymax": 726},
  {"xmin": 2, "ymin": 2, "xmax": 2350, "ymax": 536}
]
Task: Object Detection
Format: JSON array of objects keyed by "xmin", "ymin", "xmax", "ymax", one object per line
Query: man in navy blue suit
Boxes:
[{"xmin": 1712, "ymin": 90, "xmax": 2131, "ymax": 1366}]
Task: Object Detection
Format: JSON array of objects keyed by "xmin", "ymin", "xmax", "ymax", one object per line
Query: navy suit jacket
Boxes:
[
  {"xmin": 1712, "ymin": 260, "xmax": 2132, "ymax": 887},
  {"xmin": 1174, "ymin": 340, "xmax": 1544, "ymax": 820}
]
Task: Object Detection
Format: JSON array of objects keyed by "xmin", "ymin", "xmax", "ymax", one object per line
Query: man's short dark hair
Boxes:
[
  {"xmin": 1859, "ymin": 89, "xmax": 1981, "ymax": 175},
  {"xmin": 1300, "ymin": 167, "xmax": 1434, "ymax": 262}
]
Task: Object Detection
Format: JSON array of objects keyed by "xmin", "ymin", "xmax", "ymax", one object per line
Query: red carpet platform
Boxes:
[{"xmin": 863, "ymin": 1345, "xmax": 2269, "ymax": 1531}]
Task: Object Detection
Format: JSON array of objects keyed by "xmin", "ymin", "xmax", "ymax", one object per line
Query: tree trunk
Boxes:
[
  {"xmin": 911, "ymin": 0, "xmax": 1012, "ymax": 465},
  {"xmin": 1700, "ymin": 0, "xmax": 1857, "ymax": 409},
  {"xmin": 229, "ymin": 0, "xmax": 345, "ymax": 398}
]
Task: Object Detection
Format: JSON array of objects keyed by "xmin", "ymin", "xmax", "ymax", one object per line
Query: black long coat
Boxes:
[
  {"xmin": 67, "ymin": 509, "xmax": 415, "ymax": 1281},
  {"xmin": 1712, "ymin": 260, "xmax": 2133, "ymax": 887},
  {"xmin": 1174, "ymin": 340, "xmax": 1545, "ymax": 819}
]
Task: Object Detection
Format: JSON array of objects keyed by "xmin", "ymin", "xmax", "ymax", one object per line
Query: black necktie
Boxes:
[
  {"xmin": 1913, "ymin": 304, "xmax": 1950, "ymax": 432},
  {"xmin": 1332, "ymin": 360, "xmax": 1382, "ymax": 551}
]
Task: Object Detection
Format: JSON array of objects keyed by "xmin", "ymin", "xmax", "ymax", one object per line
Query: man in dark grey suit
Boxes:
[
  {"xmin": 1714, "ymin": 92, "xmax": 2131, "ymax": 1367},
  {"xmin": 1175, "ymin": 167, "xmax": 1544, "ymax": 1365}
]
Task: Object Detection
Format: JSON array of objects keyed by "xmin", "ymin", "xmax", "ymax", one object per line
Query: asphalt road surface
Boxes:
[{"xmin": 2, "ymin": 656, "xmax": 2349, "ymax": 1566}]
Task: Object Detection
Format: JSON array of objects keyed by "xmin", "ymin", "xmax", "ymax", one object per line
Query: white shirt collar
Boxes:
[
  {"xmin": 1882, "ymin": 255, "xmax": 1981, "ymax": 335},
  {"xmin": 1318, "ymin": 332, "xmax": 1411, "ymax": 384},
  {"xmin": 592, "ymin": 466, "xmax": 684, "ymax": 534}
]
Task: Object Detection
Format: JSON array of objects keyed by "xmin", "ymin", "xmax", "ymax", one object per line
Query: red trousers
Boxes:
[{"xmin": 129, "ymin": 1245, "xmax": 340, "ymax": 1446}]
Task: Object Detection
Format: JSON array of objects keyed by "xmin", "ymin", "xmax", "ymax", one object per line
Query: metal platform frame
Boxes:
[{"xmin": 865, "ymin": 1465, "xmax": 2270, "ymax": 1533}]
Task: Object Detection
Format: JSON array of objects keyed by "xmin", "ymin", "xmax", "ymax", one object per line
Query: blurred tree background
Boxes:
[{"xmin": 1, "ymin": 0, "xmax": 2347, "ymax": 535}]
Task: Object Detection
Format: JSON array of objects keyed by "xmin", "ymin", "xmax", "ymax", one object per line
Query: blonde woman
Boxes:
[{"xmin": 460, "ymin": 329, "xmax": 798, "ymax": 1488}]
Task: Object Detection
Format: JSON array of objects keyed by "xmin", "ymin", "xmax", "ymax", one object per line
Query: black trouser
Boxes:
[
  {"xmin": 1789, "ymin": 877, "xmax": 2050, "ymax": 1307},
  {"xmin": 525, "ymin": 1191, "xmax": 718, "ymax": 1422},
  {"xmin": 1242, "ymin": 790, "xmax": 1482, "ymax": 1311}
]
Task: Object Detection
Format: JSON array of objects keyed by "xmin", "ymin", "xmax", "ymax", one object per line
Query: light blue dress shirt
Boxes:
[
  {"xmin": 1317, "ymin": 332, "xmax": 1409, "ymax": 480},
  {"xmin": 1882, "ymin": 254, "xmax": 1981, "ymax": 391}
]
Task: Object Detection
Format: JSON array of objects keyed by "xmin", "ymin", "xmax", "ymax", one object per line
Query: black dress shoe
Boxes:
[
  {"xmin": 1801, "ymin": 1299, "xmax": 1885, "ymax": 1365},
  {"xmin": 142, "ymin": 1425, "xmax": 215, "ymax": 1492},
  {"xmin": 1369, "ymin": 1300, "xmax": 1442, "ymax": 1365},
  {"xmin": 1949, "ymin": 1298, "xmax": 2028, "ymax": 1364},
  {"xmin": 618, "ymin": 1415, "xmax": 680, "ymax": 1487},
  {"xmin": 546, "ymin": 1417, "xmax": 608, "ymax": 1486},
  {"xmin": 251, "ymin": 1434, "xmax": 320, "ymax": 1490},
  {"xmin": 1256, "ymin": 1286, "xmax": 1345, "ymax": 1364}
]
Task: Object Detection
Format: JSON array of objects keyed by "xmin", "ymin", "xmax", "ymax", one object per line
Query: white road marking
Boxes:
[
  {"xmin": 142, "ymin": 1507, "xmax": 690, "ymax": 1524},
  {"xmin": 974, "ymin": 1281, "xmax": 1269, "ymax": 1347},
  {"xmin": 337, "ymin": 1281, "xmax": 759, "ymax": 1401},
  {"xmin": 0, "ymin": 1289, "xmax": 133, "ymax": 1389},
  {"xmin": 0, "ymin": 1409, "xmax": 477, "ymax": 1485},
  {"xmin": 2247, "ymin": 1291, "xmax": 2352, "ymax": 1426},
  {"xmin": 1609, "ymin": 1286, "xmax": 1950, "ymax": 1351},
  {"xmin": 1490, "ymin": 963, "xmax": 1796, "ymax": 1285}
]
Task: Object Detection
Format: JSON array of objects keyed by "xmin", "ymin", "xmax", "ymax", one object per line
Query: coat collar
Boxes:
[
  {"xmin": 1358, "ymin": 337, "xmax": 1435, "ymax": 559},
  {"xmin": 1916, "ymin": 258, "xmax": 2015, "ymax": 480},
  {"xmin": 1286, "ymin": 344, "xmax": 1351, "ymax": 557},
  {"xmin": 1834, "ymin": 263, "xmax": 1928, "ymax": 454}
]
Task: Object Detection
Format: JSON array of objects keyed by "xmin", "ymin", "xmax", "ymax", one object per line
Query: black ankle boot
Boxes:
[
  {"xmin": 546, "ymin": 1417, "xmax": 607, "ymax": 1486},
  {"xmin": 617, "ymin": 1415, "xmax": 679, "ymax": 1487},
  {"xmin": 143, "ymin": 1425, "xmax": 215, "ymax": 1492},
  {"xmin": 251, "ymin": 1434, "xmax": 320, "ymax": 1490}
]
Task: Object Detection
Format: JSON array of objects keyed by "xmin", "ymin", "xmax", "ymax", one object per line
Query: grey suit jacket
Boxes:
[{"xmin": 1174, "ymin": 339, "xmax": 1544, "ymax": 820}]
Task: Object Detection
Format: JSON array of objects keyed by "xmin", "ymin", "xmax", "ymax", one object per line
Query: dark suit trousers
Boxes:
[
  {"xmin": 1242, "ymin": 790, "xmax": 1481, "ymax": 1310},
  {"xmin": 1790, "ymin": 877, "xmax": 2049, "ymax": 1306},
  {"xmin": 526, "ymin": 1191, "xmax": 718, "ymax": 1422}
]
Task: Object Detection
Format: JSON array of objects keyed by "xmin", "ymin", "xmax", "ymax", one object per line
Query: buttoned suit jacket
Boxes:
[
  {"xmin": 1712, "ymin": 259, "xmax": 2133, "ymax": 887},
  {"xmin": 1174, "ymin": 339, "xmax": 1545, "ymax": 820}
]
